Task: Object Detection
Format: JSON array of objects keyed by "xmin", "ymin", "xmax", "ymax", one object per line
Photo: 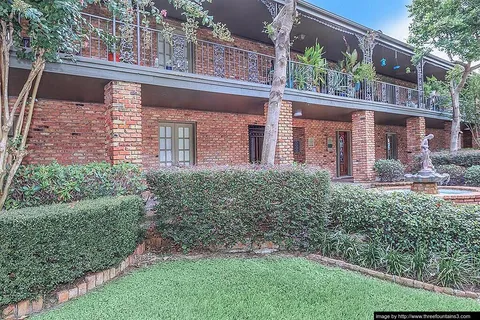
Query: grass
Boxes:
[{"xmin": 34, "ymin": 258, "xmax": 480, "ymax": 320}]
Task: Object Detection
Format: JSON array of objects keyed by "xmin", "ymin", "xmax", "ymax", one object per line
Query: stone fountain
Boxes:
[{"xmin": 404, "ymin": 134, "xmax": 449, "ymax": 194}]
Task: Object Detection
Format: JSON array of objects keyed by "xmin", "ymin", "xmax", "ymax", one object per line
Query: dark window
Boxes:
[
  {"xmin": 386, "ymin": 133, "xmax": 398, "ymax": 160},
  {"xmin": 249, "ymin": 125, "xmax": 264, "ymax": 163}
]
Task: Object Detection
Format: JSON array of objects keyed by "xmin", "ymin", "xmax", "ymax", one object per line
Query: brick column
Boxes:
[
  {"xmin": 104, "ymin": 81, "xmax": 142, "ymax": 165},
  {"xmin": 352, "ymin": 110, "xmax": 375, "ymax": 182},
  {"xmin": 264, "ymin": 101, "xmax": 294, "ymax": 165},
  {"xmin": 406, "ymin": 117, "xmax": 426, "ymax": 167},
  {"xmin": 444, "ymin": 121, "xmax": 452, "ymax": 150}
]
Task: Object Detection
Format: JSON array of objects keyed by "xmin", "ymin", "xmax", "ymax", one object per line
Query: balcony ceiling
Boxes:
[{"xmin": 156, "ymin": 0, "xmax": 448, "ymax": 84}]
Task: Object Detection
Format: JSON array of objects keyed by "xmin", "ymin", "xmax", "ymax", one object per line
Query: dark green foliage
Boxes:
[
  {"xmin": 424, "ymin": 149, "xmax": 480, "ymax": 168},
  {"xmin": 435, "ymin": 252, "xmax": 476, "ymax": 289},
  {"xmin": 384, "ymin": 248, "xmax": 409, "ymax": 276},
  {"xmin": 147, "ymin": 166, "xmax": 331, "ymax": 251},
  {"xmin": 410, "ymin": 247, "xmax": 431, "ymax": 281},
  {"xmin": 373, "ymin": 159, "xmax": 405, "ymax": 182},
  {"xmin": 0, "ymin": 196, "xmax": 144, "ymax": 306},
  {"xmin": 436, "ymin": 164, "xmax": 466, "ymax": 186},
  {"xmin": 358, "ymin": 242, "xmax": 385, "ymax": 270},
  {"xmin": 6, "ymin": 162, "xmax": 145, "ymax": 210},
  {"xmin": 329, "ymin": 184, "xmax": 480, "ymax": 254},
  {"xmin": 465, "ymin": 165, "xmax": 480, "ymax": 186}
]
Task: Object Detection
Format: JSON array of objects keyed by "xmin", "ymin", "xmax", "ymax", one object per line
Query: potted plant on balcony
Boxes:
[
  {"xmin": 337, "ymin": 47, "xmax": 376, "ymax": 97},
  {"xmin": 99, "ymin": 32, "xmax": 120, "ymax": 62},
  {"xmin": 295, "ymin": 42, "xmax": 327, "ymax": 92}
]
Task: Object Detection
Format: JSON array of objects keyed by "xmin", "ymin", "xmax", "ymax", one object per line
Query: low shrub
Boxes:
[
  {"xmin": 0, "ymin": 196, "xmax": 144, "ymax": 306},
  {"xmin": 147, "ymin": 166, "xmax": 331, "ymax": 251},
  {"xmin": 6, "ymin": 162, "xmax": 145, "ymax": 210},
  {"xmin": 329, "ymin": 184, "xmax": 480, "ymax": 255},
  {"xmin": 373, "ymin": 159, "xmax": 405, "ymax": 182},
  {"xmin": 436, "ymin": 164, "xmax": 466, "ymax": 186},
  {"xmin": 421, "ymin": 149, "xmax": 480, "ymax": 168},
  {"xmin": 465, "ymin": 166, "xmax": 480, "ymax": 186}
]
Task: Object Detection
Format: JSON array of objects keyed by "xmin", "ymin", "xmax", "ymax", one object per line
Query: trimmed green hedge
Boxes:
[
  {"xmin": 329, "ymin": 184, "xmax": 480, "ymax": 254},
  {"xmin": 465, "ymin": 166, "xmax": 480, "ymax": 186},
  {"xmin": 0, "ymin": 196, "xmax": 144, "ymax": 306},
  {"xmin": 436, "ymin": 164, "xmax": 466, "ymax": 186},
  {"xmin": 147, "ymin": 166, "xmax": 331, "ymax": 251},
  {"xmin": 373, "ymin": 159, "xmax": 405, "ymax": 182},
  {"xmin": 424, "ymin": 149, "xmax": 480, "ymax": 168},
  {"xmin": 7, "ymin": 162, "xmax": 145, "ymax": 210}
]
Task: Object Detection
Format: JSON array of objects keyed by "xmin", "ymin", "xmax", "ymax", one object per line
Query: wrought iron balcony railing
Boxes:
[{"xmin": 79, "ymin": 13, "xmax": 449, "ymax": 112}]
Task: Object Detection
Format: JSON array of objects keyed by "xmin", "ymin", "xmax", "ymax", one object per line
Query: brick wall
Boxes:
[
  {"xmin": 104, "ymin": 81, "xmax": 142, "ymax": 165},
  {"xmin": 142, "ymin": 106, "xmax": 265, "ymax": 170},
  {"xmin": 20, "ymin": 93, "xmax": 431, "ymax": 180},
  {"xmin": 426, "ymin": 128, "xmax": 446, "ymax": 152},
  {"xmin": 293, "ymin": 127, "xmax": 306, "ymax": 163},
  {"xmin": 352, "ymin": 111, "xmax": 376, "ymax": 182},
  {"xmin": 293, "ymin": 118, "xmax": 351, "ymax": 176},
  {"xmin": 406, "ymin": 117, "xmax": 426, "ymax": 167},
  {"xmin": 374, "ymin": 125, "xmax": 408, "ymax": 164},
  {"xmin": 23, "ymin": 99, "xmax": 107, "ymax": 165}
]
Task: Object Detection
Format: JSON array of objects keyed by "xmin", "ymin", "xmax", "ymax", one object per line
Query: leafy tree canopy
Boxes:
[{"xmin": 408, "ymin": 0, "xmax": 480, "ymax": 67}]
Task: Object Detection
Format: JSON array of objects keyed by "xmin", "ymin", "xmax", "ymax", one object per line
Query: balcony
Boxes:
[{"xmin": 78, "ymin": 12, "xmax": 449, "ymax": 113}]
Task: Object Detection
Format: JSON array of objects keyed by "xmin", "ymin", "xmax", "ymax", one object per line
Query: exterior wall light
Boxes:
[{"xmin": 293, "ymin": 110, "xmax": 303, "ymax": 117}]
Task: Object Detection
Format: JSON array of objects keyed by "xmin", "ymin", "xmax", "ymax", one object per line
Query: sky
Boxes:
[{"xmin": 308, "ymin": 0, "xmax": 412, "ymax": 43}]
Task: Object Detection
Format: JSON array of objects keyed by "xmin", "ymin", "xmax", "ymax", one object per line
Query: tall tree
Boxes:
[
  {"xmin": 0, "ymin": 0, "xmax": 230, "ymax": 210},
  {"xmin": 461, "ymin": 73, "xmax": 480, "ymax": 148},
  {"xmin": 408, "ymin": 0, "xmax": 480, "ymax": 152},
  {"xmin": 261, "ymin": 0, "xmax": 297, "ymax": 165}
]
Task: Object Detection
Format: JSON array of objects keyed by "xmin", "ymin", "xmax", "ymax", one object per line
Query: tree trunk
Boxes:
[
  {"xmin": 450, "ymin": 91, "xmax": 461, "ymax": 152},
  {"xmin": 261, "ymin": 0, "xmax": 297, "ymax": 166}
]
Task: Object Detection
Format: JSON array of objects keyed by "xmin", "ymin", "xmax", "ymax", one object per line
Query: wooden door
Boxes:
[{"xmin": 337, "ymin": 131, "xmax": 350, "ymax": 176}]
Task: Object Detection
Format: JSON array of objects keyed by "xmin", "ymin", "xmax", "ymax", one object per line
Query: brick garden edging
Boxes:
[
  {"xmin": 306, "ymin": 254, "xmax": 480, "ymax": 300},
  {"xmin": 1, "ymin": 243, "xmax": 146, "ymax": 320}
]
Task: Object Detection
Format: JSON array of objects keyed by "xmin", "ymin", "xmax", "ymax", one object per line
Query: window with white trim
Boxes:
[{"xmin": 159, "ymin": 123, "xmax": 195, "ymax": 166}]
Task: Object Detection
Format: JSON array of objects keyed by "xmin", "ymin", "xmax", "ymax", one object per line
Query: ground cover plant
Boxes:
[{"xmin": 33, "ymin": 258, "xmax": 480, "ymax": 320}]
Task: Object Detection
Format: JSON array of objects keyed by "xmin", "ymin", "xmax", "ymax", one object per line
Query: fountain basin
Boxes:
[{"xmin": 372, "ymin": 184, "xmax": 480, "ymax": 204}]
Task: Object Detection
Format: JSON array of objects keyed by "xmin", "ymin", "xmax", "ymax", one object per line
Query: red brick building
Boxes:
[{"xmin": 10, "ymin": 0, "xmax": 461, "ymax": 182}]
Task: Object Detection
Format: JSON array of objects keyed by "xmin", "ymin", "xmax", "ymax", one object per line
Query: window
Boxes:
[
  {"xmin": 386, "ymin": 133, "xmax": 398, "ymax": 160},
  {"xmin": 249, "ymin": 125, "xmax": 264, "ymax": 163},
  {"xmin": 159, "ymin": 123, "xmax": 195, "ymax": 166},
  {"xmin": 157, "ymin": 34, "xmax": 192, "ymax": 72}
]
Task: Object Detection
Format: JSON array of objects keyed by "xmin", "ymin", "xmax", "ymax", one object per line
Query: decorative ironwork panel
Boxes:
[
  {"xmin": 356, "ymin": 32, "xmax": 377, "ymax": 65},
  {"xmin": 327, "ymin": 70, "xmax": 335, "ymax": 95},
  {"xmin": 408, "ymin": 89, "xmax": 412, "ymax": 106},
  {"xmin": 248, "ymin": 52, "xmax": 259, "ymax": 83},
  {"xmin": 417, "ymin": 59, "xmax": 426, "ymax": 108},
  {"xmin": 365, "ymin": 81, "xmax": 373, "ymax": 101},
  {"xmin": 172, "ymin": 35, "xmax": 188, "ymax": 72},
  {"xmin": 258, "ymin": 0, "xmax": 277, "ymax": 18},
  {"xmin": 381, "ymin": 83, "xmax": 387, "ymax": 103},
  {"xmin": 395, "ymin": 87, "xmax": 400, "ymax": 105},
  {"xmin": 213, "ymin": 45, "xmax": 225, "ymax": 78},
  {"xmin": 347, "ymin": 74, "xmax": 354, "ymax": 98}
]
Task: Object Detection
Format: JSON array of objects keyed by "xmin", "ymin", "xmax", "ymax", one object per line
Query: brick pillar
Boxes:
[
  {"xmin": 263, "ymin": 101, "xmax": 294, "ymax": 165},
  {"xmin": 352, "ymin": 110, "xmax": 375, "ymax": 182},
  {"xmin": 104, "ymin": 81, "xmax": 142, "ymax": 165},
  {"xmin": 406, "ymin": 117, "xmax": 426, "ymax": 167},
  {"xmin": 444, "ymin": 121, "xmax": 452, "ymax": 150}
]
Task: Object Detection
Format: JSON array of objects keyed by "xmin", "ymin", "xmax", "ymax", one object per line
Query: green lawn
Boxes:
[{"xmin": 35, "ymin": 258, "xmax": 480, "ymax": 320}]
